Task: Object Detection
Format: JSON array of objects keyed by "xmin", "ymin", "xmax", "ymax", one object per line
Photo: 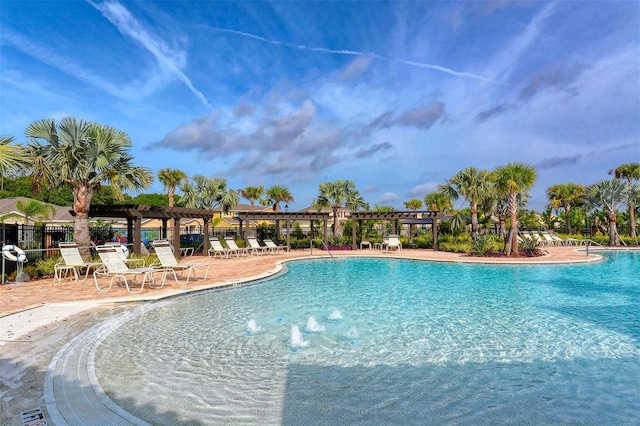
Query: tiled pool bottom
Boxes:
[{"xmin": 52, "ymin": 254, "xmax": 640, "ymax": 424}]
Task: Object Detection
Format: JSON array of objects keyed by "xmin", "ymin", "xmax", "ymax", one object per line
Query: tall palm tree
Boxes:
[
  {"xmin": 587, "ymin": 179, "xmax": 632, "ymax": 246},
  {"xmin": 315, "ymin": 180, "xmax": 365, "ymax": 237},
  {"xmin": 546, "ymin": 183, "xmax": 586, "ymax": 234},
  {"xmin": 239, "ymin": 186, "xmax": 265, "ymax": 211},
  {"xmin": 609, "ymin": 162, "xmax": 640, "ymax": 241},
  {"xmin": 179, "ymin": 175, "xmax": 240, "ymax": 213},
  {"xmin": 157, "ymin": 168, "xmax": 187, "ymax": 207},
  {"xmin": 492, "ymin": 163, "xmax": 537, "ymax": 256},
  {"xmin": 25, "ymin": 117, "xmax": 153, "ymax": 254},
  {"xmin": 265, "ymin": 185, "xmax": 294, "ymax": 212},
  {"xmin": 439, "ymin": 167, "xmax": 491, "ymax": 239},
  {"xmin": 0, "ymin": 136, "xmax": 28, "ymax": 191},
  {"xmin": 15, "ymin": 199, "xmax": 56, "ymax": 225}
]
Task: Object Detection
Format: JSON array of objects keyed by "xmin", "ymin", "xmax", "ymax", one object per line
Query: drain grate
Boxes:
[{"xmin": 21, "ymin": 407, "xmax": 47, "ymax": 426}]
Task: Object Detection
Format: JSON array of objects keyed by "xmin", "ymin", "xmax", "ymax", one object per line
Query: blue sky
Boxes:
[{"xmin": 1, "ymin": 1, "xmax": 639, "ymax": 211}]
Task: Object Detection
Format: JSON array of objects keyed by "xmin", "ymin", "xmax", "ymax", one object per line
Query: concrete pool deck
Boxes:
[{"xmin": 0, "ymin": 246, "xmax": 617, "ymax": 424}]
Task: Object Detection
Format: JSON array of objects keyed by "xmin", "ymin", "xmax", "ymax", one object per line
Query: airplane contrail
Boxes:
[{"xmin": 211, "ymin": 27, "xmax": 490, "ymax": 82}]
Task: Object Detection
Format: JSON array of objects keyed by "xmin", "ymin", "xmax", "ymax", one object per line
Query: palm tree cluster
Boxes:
[
  {"xmin": 2, "ymin": 116, "xmax": 637, "ymax": 255},
  {"xmin": 436, "ymin": 163, "xmax": 537, "ymax": 255}
]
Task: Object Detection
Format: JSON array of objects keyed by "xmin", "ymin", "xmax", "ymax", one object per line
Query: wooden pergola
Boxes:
[
  {"xmin": 87, "ymin": 204, "xmax": 215, "ymax": 255},
  {"xmin": 236, "ymin": 211, "xmax": 332, "ymax": 249},
  {"xmin": 350, "ymin": 210, "xmax": 444, "ymax": 250}
]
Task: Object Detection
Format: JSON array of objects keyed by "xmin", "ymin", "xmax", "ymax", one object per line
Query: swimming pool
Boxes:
[{"xmin": 93, "ymin": 251, "xmax": 639, "ymax": 424}]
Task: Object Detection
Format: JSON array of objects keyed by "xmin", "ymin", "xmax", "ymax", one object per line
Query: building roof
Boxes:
[{"xmin": 0, "ymin": 197, "xmax": 75, "ymax": 224}]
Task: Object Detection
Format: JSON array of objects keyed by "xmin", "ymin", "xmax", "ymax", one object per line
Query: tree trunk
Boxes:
[
  {"xmin": 509, "ymin": 193, "xmax": 519, "ymax": 256},
  {"xmin": 332, "ymin": 207, "xmax": 342, "ymax": 238},
  {"xmin": 499, "ymin": 213, "xmax": 507, "ymax": 239},
  {"xmin": 629, "ymin": 203, "xmax": 637, "ymax": 241},
  {"xmin": 564, "ymin": 203, "xmax": 572, "ymax": 234},
  {"xmin": 470, "ymin": 202, "xmax": 479, "ymax": 240},
  {"xmin": 73, "ymin": 184, "xmax": 94, "ymax": 259},
  {"xmin": 168, "ymin": 185, "xmax": 175, "ymax": 207},
  {"xmin": 608, "ymin": 211, "xmax": 618, "ymax": 246}
]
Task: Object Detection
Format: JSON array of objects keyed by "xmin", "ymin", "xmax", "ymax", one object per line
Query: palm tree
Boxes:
[
  {"xmin": 424, "ymin": 192, "xmax": 453, "ymax": 213},
  {"xmin": 0, "ymin": 136, "xmax": 28, "ymax": 191},
  {"xmin": 179, "ymin": 175, "xmax": 240, "ymax": 212},
  {"xmin": 239, "ymin": 186, "xmax": 265, "ymax": 211},
  {"xmin": 492, "ymin": 163, "xmax": 537, "ymax": 256},
  {"xmin": 315, "ymin": 180, "xmax": 365, "ymax": 237},
  {"xmin": 404, "ymin": 199, "xmax": 422, "ymax": 210},
  {"xmin": 157, "ymin": 168, "xmax": 187, "ymax": 207},
  {"xmin": 25, "ymin": 117, "xmax": 153, "ymax": 254},
  {"xmin": 15, "ymin": 199, "xmax": 56, "ymax": 225},
  {"xmin": 546, "ymin": 183, "xmax": 585, "ymax": 234},
  {"xmin": 439, "ymin": 167, "xmax": 491, "ymax": 239},
  {"xmin": 609, "ymin": 162, "xmax": 640, "ymax": 241},
  {"xmin": 587, "ymin": 179, "xmax": 632, "ymax": 246},
  {"xmin": 265, "ymin": 185, "xmax": 294, "ymax": 212}
]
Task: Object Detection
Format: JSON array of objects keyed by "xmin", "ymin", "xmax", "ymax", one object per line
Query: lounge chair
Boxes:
[
  {"xmin": 385, "ymin": 234, "xmax": 402, "ymax": 253},
  {"xmin": 224, "ymin": 237, "xmax": 248, "ymax": 257},
  {"xmin": 539, "ymin": 231, "xmax": 566, "ymax": 246},
  {"xmin": 105, "ymin": 242, "xmax": 145, "ymax": 268},
  {"xmin": 264, "ymin": 239, "xmax": 288, "ymax": 254},
  {"xmin": 247, "ymin": 236, "xmax": 268, "ymax": 255},
  {"xmin": 54, "ymin": 242, "xmax": 103, "ymax": 285},
  {"xmin": 520, "ymin": 231, "xmax": 543, "ymax": 245},
  {"xmin": 208, "ymin": 237, "xmax": 231, "ymax": 259},
  {"xmin": 150, "ymin": 240, "xmax": 210, "ymax": 284},
  {"xmin": 94, "ymin": 245, "xmax": 167, "ymax": 293}
]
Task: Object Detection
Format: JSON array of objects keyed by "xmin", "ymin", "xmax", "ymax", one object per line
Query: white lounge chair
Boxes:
[
  {"xmin": 247, "ymin": 236, "xmax": 268, "ymax": 255},
  {"xmin": 224, "ymin": 237, "xmax": 249, "ymax": 257},
  {"xmin": 208, "ymin": 237, "xmax": 231, "ymax": 259},
  {"xmin": 105, "ymin": 242, "xmax": 145, "ymax": 268},
  {"xmin": 94, "ymin": 245, "xmax": 167, "ymax": 293},
  {"xmin": 54, "ymin": 242, "xmax": 103, "ymax": 284},
  {"xmin": 385, "ymin": 234, "xmax": 402, "ymax": 252},
  {"xmin": 263, "ymin": 239, "xmax": 288, "ymax": 254},
  {"xmin": 150, "ymin": 240, "xmax": 210, "ymax": 284}
]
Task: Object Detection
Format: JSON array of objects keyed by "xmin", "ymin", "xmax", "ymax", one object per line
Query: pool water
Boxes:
[{"xmin": 95, "ymin": 252, "xmax": 640, "ymax": 424}]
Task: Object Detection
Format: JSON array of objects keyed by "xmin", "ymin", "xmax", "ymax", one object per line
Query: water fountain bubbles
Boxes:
[
  {"xmin": 246, "ymin": 319, "xmax": 263, "ymax": 335},
  {"xmin": 289, "ymin": 325, "xmax": 309, "ymax": 351},
  {"xmin": 306, "ymin": 316, "xmax": 325, "ymax": 332},
  {"xmin": 328, "ymin": 309, "xmax": 343, "ymax": 321}
]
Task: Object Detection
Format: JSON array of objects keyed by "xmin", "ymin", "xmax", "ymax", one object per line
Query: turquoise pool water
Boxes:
[{"xmin": 95, "ymin": 251, "xmax": 639, "ymax": 424}]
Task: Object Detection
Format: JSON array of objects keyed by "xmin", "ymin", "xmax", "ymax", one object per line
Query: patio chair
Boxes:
[
  {"xmin": 538, "ymin": 231, "xmax": 557, "ymax": 247},
  {"xmin": 94, "ymin": 245, "xmax": 167, "ymax": 293},
  {"xmin": 150, "ymin": 240, "xmax": 210, "ymax": 284},
  {"xmin": 247, "ymin": 236, "xmax": 268, "ymax": 255},
  {"xmin": 385, "ymin": 234, "xmax": 402, "ymax": 253},
  {"xmin": 208, "ymin": 237, "xmax": 231, "ymax": 259},
  {"xmin": 54, "ymin": 242, "xmax": 103, "ymax": 285},
  {"xmin": 263, "ymin": 239, "xmax": 288, "ymax": 254},
  {"xmin": 105, "ymin": 242, "xmax": 146, "ymax": 268},
  {"xmin": 224, "ymin": 237, "xmax": 249, "ymax": 257},
  {"xmin": 539, "ymin": 231, "xmax": 567, "ymax": 246}
]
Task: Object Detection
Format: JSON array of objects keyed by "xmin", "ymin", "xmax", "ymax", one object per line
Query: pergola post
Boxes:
[
  {"xmin": 352, "ymin": 219, "xmax": 357, "ymax": 250},
  {"xmin": 203, "ymin": 217, "xmax": 210, "ymax": 254},
  {"xmin": 432, "ymin": 219, "xmax": 439, "ymax": 251},
  {"xmin": 126, "ymin": 218, "xmax": 133, "ymax": 249},
  {"xmin": 285, "ymin": 219, "xmax": 291, "ymax": 249},
  {"xmin": 172, "ymin": 218, "xmax": 181, "ymax": 258},
  {"xmin": 161, "ymin": 218, "xmax": 168, "ymax": 240},
  {"xmin": 134, "ymin": 217, "xmax": 142, "ymax": 254}
]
